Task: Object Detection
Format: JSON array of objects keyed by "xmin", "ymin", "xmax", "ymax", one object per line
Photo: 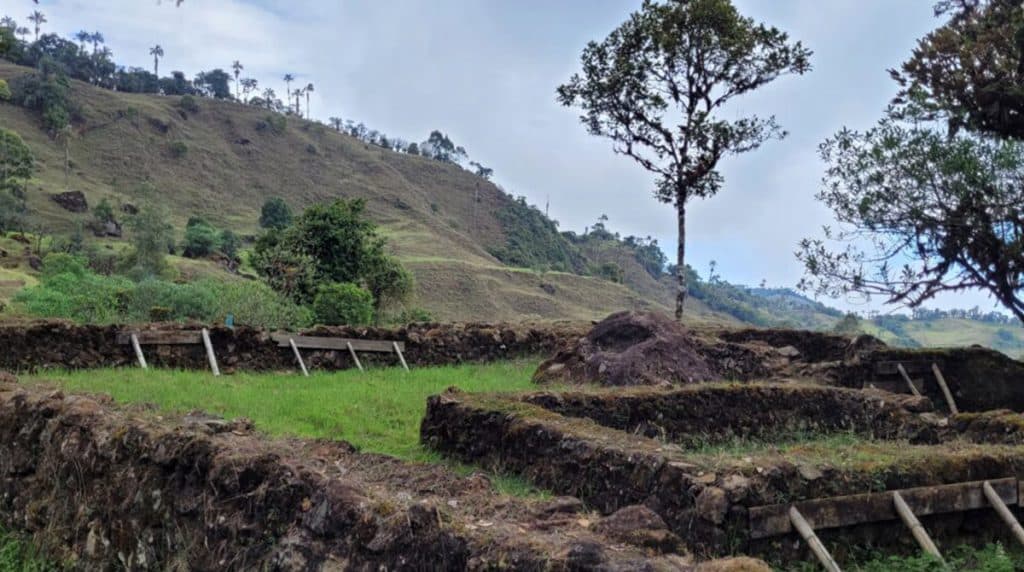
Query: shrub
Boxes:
[
  {"xmin": 123, "ymin": 198, "xmax": 173, "ymax": 278},
  {"xmin": 182, "ymin": 217, "xmax": 219, "ymax": 258},
  {"xmin": 259, "ymin": 197, "xmax": 292, "ymax": 230},
  {"xmin": 169, "ymin": 141, "xmax": 188, "ymax": 158},
  {"xmin": 312, "ymin": 282, "xmax": 374, "ymax": 326},
  {"xmin": 219, "ymin": 229, "xmax": 240, "ymax": 260},
  {"xmin": 595, "ymin": 262, "xmax": 624, "ymax": 283},
  {"xmin": 255, "ymin": 114, "xmax": 286, "ymax": 135},
  {"xmin": 0, "ymin": 79, "xmax": 10, "ymax": 102},
  {"xmin": 39, "ymin": 253, "xmax": 88, "ymax": 279},
  {"xmin": 179, "ymin": 95, "xmax": 200, "ymax": 113}
]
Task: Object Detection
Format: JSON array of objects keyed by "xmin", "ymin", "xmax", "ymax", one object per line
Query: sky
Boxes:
[{"xmin": 0, "ymin": 0, "xmax": 1003, "ymax": 313}]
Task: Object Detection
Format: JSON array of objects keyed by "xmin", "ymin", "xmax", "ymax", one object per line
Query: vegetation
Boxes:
[
  {"xmin": 259, "ymin": 197, "xmax": 292, "ymax": 230},
  {"xmin": 800, "ymin": 0, "xmax": 1024, "ymax": 323},
  {"xmin": 0, "ymin": 126, "xmax": 33, "ymax": 196},
  {"xmin": 312, "ymin": 282, "xmax": 374, "ymax": 326},
  {"xmin": 558, "ymin": 0, "xmax": 811, "ymax": 319},
  {"xmin": 122, "ymin": 199, "xmax": 173, "ymax": 279},
  {"xmin": 829, "ymin": 543, "xmax": 1024, "ymax": 572},
  {"xmin": 0, "ymin": 526, "xmax": 53, "ymax": 572},
  {"xmin": 489, "ymin": 196, "xmax": 587, "ymax": 273}
]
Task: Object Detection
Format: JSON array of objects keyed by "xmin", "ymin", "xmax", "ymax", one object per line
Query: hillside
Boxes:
[{"xmin": 0, "ymin": 60, "xmax": 737, "ymax": 324}]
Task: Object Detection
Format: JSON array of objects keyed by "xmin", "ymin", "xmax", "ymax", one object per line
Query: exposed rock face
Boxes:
[
  {"xmin": 533, "ymin": 311, "xmax": 720, "ymax": 386},
  {"xmin": 50, "ymin": 190, "xmax": 89, "ymax": 213}
]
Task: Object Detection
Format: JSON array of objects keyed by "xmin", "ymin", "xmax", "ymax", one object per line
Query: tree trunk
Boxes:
[{"xmin": 675, "ymin": 196, "xmax": 688, "ymax": 321}]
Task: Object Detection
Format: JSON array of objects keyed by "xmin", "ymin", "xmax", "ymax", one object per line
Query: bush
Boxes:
[
  {"xmin": 259, "ymin": 197, "xmax": 293, "ymax": 230},
  {"xmin": 0, "ymin": 79, "xmax": 10, "ymax": 102},
  {"xmin": 255, "ymin": 114, "xmax": 286, "ymax": 135},
  {"xmin": 312, "ymin": 282, "xmax": 374, "ymax": 326},
  {"xmin": 169, "ymin": 141, "xmax": 188, "ymax": 158},
  {"xmin": 219, "ymin": 229, "xmax": 240, "ymax": 260},
  {"xmin": 182, "ymin": 217, "xmax": 219, "ymax": 258},
  {"xmin": 179, "ymin": 94, "xmax": 200, "ymax": 113}
]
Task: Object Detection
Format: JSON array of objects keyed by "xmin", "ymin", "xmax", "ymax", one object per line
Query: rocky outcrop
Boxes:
[{"xmin": 49, "ymin": 190, "xmax": 88, "ymax": 213}]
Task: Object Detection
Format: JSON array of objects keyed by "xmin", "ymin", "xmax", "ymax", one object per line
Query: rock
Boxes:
[
  {"xmin": 533, "ymin": 311, "xmax": 720, "ymax": 386},
  {"xmin": 28, "ymin": 255, "xmax": 42, "ymax": 271},
  {"xmin": 50, "ymin": 190, "xmax": 89, "ymax": 213},
  {"xmin": 534, "ymin": 496, "xmax": 585, "ymax": 518},
  {"xmin": 696, "ymin": 487, "xmax": 729, "ymax": 524},
  {"xmin": 776, "ymin": 345, "xmax": 801, "ymax": 358},
  {"xmin": 593, "ymin": 505, "xmax": 682, "ymax": 553},
  {"xmin": 721, "ymin": 474, "xmax": 751, "ymax": 502}
]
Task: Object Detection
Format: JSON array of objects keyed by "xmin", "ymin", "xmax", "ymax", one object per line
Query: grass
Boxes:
[
  {"xmin": 785, "ymin": 543, "xmax": 1024, "ymax": 571},
  {"xmin": 0, "ymin": 528, "xmax": 53, "ymax": 572},
  {"xmin": 22, "ymin": 359, "xmax": 547, "ymax": 496}
]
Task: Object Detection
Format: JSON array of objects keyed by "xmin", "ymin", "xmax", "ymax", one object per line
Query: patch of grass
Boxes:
[
  {"xmin": 21, "ymin": 360, "xmax": 549, "ymax": 498},
  {"xmin": 0, "ymin": 527, "xmax": 54, "ymax": 572},
  {"xmin": 799, "ymin": 543, "xmax": 1024, "ymax": 572}
]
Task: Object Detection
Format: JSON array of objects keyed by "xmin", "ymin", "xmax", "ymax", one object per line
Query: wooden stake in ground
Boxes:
[
  {"xmin": 130, "ymin": 333, "xmax": 148, "ymax": 370},
  {"xmin": 893, "ymin": 491, "xmax": 944, "ymax": 564},
  {"xmin": 346, "ymin": 341, "xmax": 364, "ymax": 372},
  {"xmin": 983, "ymin": 480, "xmax": 1024, "ymax": 547},
  {"xmin": 393, "ymin": 341, "xmax": 409, "ymax": 372},
  {"xmin": 201, "ymin": 328, "xmax": 220, "ymax": 376},
  {"xmin": 789, "ymin": 506, "xmax": 842, "ymax": 572},
  {"xmin": 289, "ymin": 338, "xmax": 309, "ymax": 377},
  {"xmin": 931, "ymin": 363, "xmax": 959, "ymax": 415},
  {"xmin": 896, "ymin": 363, "xmax": 921, "ymax": 397}
]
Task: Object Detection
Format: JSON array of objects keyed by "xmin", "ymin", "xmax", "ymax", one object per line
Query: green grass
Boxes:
[
  {"xmin": 22, "ymin": 360, "xmax": 547, "ymax": 496},
  {"xmin": 785, "ymin": 543, "xmax": 1024, "ymax": 571},
  {"xmin": 0, "ymin": 528, "xmax": 54, "ymax": 572}
]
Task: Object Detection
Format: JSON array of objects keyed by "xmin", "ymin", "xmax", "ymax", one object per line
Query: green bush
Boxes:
[
  {"xmin": 0, "ymin": 79, "xmax": 10, "ymax": 102},
  {"xmin": 256, "ymin": 114, "xmax": 286, "ymax": 135},
  {"xmin": 312, "ymin": 282, "xmax": 374, "ymax": 326},
  {"xmin": 179, "ymin": 95, "xmax": 200, "ymax": 113},
  {"xmin": 169, "ymin": 141, "xmax": 188, "ymax": 158},
  {"xmin": 182, "ymin": 217, "xmax": 219, "ymax": 258}
]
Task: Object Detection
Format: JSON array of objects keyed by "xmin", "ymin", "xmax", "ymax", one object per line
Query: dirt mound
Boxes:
[{"xmin": 533, "ymin": 311, "xmax": 719, "ymax": 386}]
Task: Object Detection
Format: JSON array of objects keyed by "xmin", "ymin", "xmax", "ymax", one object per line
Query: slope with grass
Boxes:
[{"xmin": 0, "ymin": 59, "xmax": 736, "ymax": 324}]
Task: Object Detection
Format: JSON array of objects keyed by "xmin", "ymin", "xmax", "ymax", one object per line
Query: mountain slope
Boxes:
[{"xmin": 0, "ymin": 60, "xmax": 735, "ymax": 324}]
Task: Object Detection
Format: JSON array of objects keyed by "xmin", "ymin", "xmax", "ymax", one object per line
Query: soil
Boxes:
[{"xmin": 49, "ymin": 191, "xmax": 89, "ymax": 213}]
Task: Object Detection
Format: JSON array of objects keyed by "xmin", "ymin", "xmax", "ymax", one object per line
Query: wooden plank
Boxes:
[
  {"xmin": 130, "ymin": 333, "xmax": 148, "ymax": 370},
  {"xmin": 932, "ymin": 363, "xmax": 959, "ymax": 415},
  {"xmin": 271, "ymin": 334, "xmax": 403, "ymax": 353},
  {"xmin": 790, "ymin": 506, "xmax": 842, "ymax": 572},
  {"xmin": 984, "ymin": 481, "xmax": 1024, "ymax": 547},
  {"xmin": 202, "ymin": 328, "xmax": 220, "ymax": 376},
  {"xmin": 875, "ymin": 361, "xmax": 932, "ymax": 376},
  {"xmin": 896, "ymin": 363, "xmax": 922, "ymax": 397},
  {"xmin": 289, "ymin": 338, "xmax": 309, "ymax": 377},
  {"xmin": 347, "ymin": 342, "xmax": 364, "ymax": 372},
  {"xmin": 750, "ymin": 478, "xmax": 1017, "ymax": 539},
  {"xmin": 393, "ymin": 341, "xmax": 410, "ymax": 371},
  {"xmin": 893, "ymin": 491, "xmax": 944, "ymax": 563},
  {"xmin": 116, "ymin": 331, "xmax": 202, "ymax": 345}
]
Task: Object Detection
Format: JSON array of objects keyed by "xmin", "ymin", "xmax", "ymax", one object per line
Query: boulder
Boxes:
[
  {"xmin": 50, "ymin": 190, "xmax": 89, "ymax": 213},
  {"xmin": 533, "ymin": 311, "xmax": 719, "ymax": 386},
  {"xmin": 593, "ymin": 505, "xmax": 682, "ymax": 553}
]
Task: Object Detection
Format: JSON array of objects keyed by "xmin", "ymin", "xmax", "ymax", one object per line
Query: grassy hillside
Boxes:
[{"xmin": 0, "ymin": 60, "xmax": 735, "ymax": 324}]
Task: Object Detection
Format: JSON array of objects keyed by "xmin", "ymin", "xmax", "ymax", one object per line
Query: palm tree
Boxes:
[
  {"xmin": 304, "ymin": 83, "xmax": 314, "ymax": 119},
  {"xmin": 293, "ymin": 88, "xmax": 303, "ymax": 117},
  {"xmin": 282, "ymin": 74, "xmax": 295, "ymax": 111},
  {"xmin": 0, "ymin": 17, "xmax": 16, "ymax": 30},
  {"xmin": 75, "ymin": 30, "xmax": 90, "ymax": 50},
  {"xmin": 27, "ymin": 11, "xmax": 45, "ymax": 41},
  {"xmin": 231, "ymin": 60, "xmax": 244, "ymax": 99},
  {"xmin": 261, "ymin": 87, "xmax": 276, "ymax": 109},
  {"xmin": 149, "ymin": 45, "xmax": 164, "ymax": 77},
  {"xmin": 55, "ymin": 125, "xmax": 75, "ymax": 190},
  {"xmin": 89, "ymin": 31, "xmax": 104, "ymax": 55},
  {"xmin": 15, "ymin": 27, "xmax": 29, "ymax": 41}
]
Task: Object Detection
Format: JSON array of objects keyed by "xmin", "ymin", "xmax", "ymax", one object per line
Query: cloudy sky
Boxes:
[{"xmin": 2, "ymin": 0, "xmax": 997, "ymax": 312}]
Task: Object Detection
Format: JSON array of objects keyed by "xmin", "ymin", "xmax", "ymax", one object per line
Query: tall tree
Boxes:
[
  {"xmin": 0, "ymin": 127, "xmax": 35, "ymax": 195},
  {"xmin": 329, "ymin": 117, "xmax": 343, "ymax": 131},
  {"xmin": 293, "ymin": 88, "xmax": 303, "ymax": 116},
  {"xmin": 799, "ymin": 0, "xmax": 1024, "ymax": 322},
  {"xmin": 282, "ymin": 73, "xmax": 294, "ymax": 111},
  {"xmin": 89, "ymin": 31, "xmax": 104, "ymax": 54},
  {"xmin": 27, "ymin": 10, "xmax": 45, "ymax": 41},
  {"xmin": 240, "ymin": 78, "xmax": 258, "ymax": 102},
  {"xmin": 15, "ymin": 27, "xmax": 29, "ymax": 42},
  {"xmin": 231, "ymin": 60, "xmax": 243, "ymax": 99},
  {"xmin": 261, "ymin": 87, "xmax": 277, "ymax": 109},
  {"xmin": 75, "ymin": 30, "xmax": 90, "ymax": 50},
  {"xmin": 150, "ymin": 44, "xmax": 164, "ymax": 77},
  {"xmin": 304, "ymin": 82, "xmax": 314, "ymax": 119},
  {"xmin": 557, "ymin": 0, "xmax": 811, "ymax": 319}
]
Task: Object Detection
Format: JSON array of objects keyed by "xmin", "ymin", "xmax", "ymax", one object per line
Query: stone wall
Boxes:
[{"xmin": 0, "ymin": 321, "xmax": 584, "ymax": 373}]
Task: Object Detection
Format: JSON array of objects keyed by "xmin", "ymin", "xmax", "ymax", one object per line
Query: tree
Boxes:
[
  {"xmin": 0, "ymin": 80, "xmax": 9, "ymax": 102},
  {"xmin": 150, "ymin": 44, "xmax": 164, "ymax": 77},
  {"xmin": 364, "ymin": 255, "xmax": 413, "ymax": 314},
  {"xmin": 312, "ymin": 282, "xmax": 374, "ymax": 326},
  {"xmin": 283, "ymin": 73, "xmax": 294, "ymax": 111},
  {"xmin": 329, "ymin": 117, "xmax": 343, "ymax": 131},
  {"xmin": 89, "ymin": 31, "xmax": 104, "ymax": 55},
  {"xmin": 182, "ymin": 216, "xmax": 219, "ymax": 258},
  {"xmin": 261, "ymin": 87, "xmax": 277, "ymax": 109},
  {"xmin": 194, "ymin": 68, "xmax": 232, "ymax": 99},
  {"xmin": 557, "ymin": 0, "xmax": 811, "ymax": 319},
  {"xmin": 304, "ymin": 82, "xmax": 314, "ymax": 119},
  {"xmin": 421, "ymin": 130, "xmax": 465, "ymax": 163},
  {"xmin": 250, "ymin": 232, "xmax": 318, "ymax": 302},
  {"xmin": 799, "ymin": 0, "xmax": 1024, "ymax": 323},
  {"xmin": 75, "ymin": 30, "xmax": 90, "ymax": 50},
  {"xmin": 0, "ymin": 128, "xmax": 34, "ymax": 195},
  {"xmin": 259, "ymin": 197, "xmax": 293, "ymax": 230},
  {"xmin": 469, "ymin": 161, "xmax": 493, "ymax": 180},
  {"xmin": 219, "ymin": 229, "xmax": 239, "ymax": 261},
  {"xmin": 27, "ymin": 11, "xmax": 45, "ymax": 42},
  {"xmin": 124, "ymin": 198, "xmax": 173, "ymax": 278},
  {"xmin": 292, "ymin": 88, "xmax": 303, "ymax": 116},
  {"xmin": 240, "ymin": 78, "xmax": 258, "ymax": 102},
  {"xmin": 231, "ymin": 60, "xmax": 243, "ymax": 99},
  {"xmin": 93, "ymin": 197, "xmax": 114, "ymax": 224},
  {"xmin": 54, "ymin": 124, "xmax": 73, "ymax": 189}
]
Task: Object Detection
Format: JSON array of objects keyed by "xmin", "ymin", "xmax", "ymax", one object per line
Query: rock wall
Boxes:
[{"xmin": 0, "ymin": 321, "xmax": 584, "ymax": 373}]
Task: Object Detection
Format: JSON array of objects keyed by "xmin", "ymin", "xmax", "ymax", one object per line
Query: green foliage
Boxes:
[
  {"xmin": 15, "ymin": 257, "xmax": 311, "ymax": 329},
  {"xmin": 489, "ymin": 196, "xmax": 587, "ymax": 273},
  {"xmin": 9, "ymin": 61, "xmax": 75, "ymax": 133},
  {"xmin": 259, "ymin": 197, "xmax": 292, "ymax": 230},
  {"xmin": 364, "ymin": 255, "xmax": 413, "ymax": 312},
  {"xmin": 0, "ymin": 128, "xmax": 34, "ymax": 195},
  {"xmin": 0, "ymin": 526, "xmax": 55, "ymax": 572},
  {"xmin": 832, "ymin": 313, "xmax": 863, "ymax": 336},
  {"xmin": 92, "ymin": 197, "xmax": 114, "ymax": 224},
  {"xmin": 169, "ymin": 140, "xmax": 188, "ymax": 158},
  {"xmin": 178, "ymin": 94, "xmax": 199, "ymax": 113},
  {"xmin": 594, "ymin": 262, "xmax": 624, "ymax": 283},
  {"xmin": 0, "ymin": 79, "xmax": 10, "ymax": 102},
  {"xmin": 193, "ymin": 68, "xmax": 231, "ymax": 99},
  {"xmin": 181, "ymin": 216, "xmax": 218, "ymax": 258},
  {"xmin": 255, "ymin": 114, "xmax": 286, "ymax": 135},
  {"xmin": 123, "ymin": 198, "xmax": 173, "ymax": 278},
  {"xmin": 249, "ymin": 232, "xmax": 318, "ymax": 303},
  {"xmin": 844, "ymin": 543, "xmax": 1024, "ymax": 572},
  {"xmin": 391, "ymin": 307, "xmax": 435, "ymax": 324},
  {"xmin": 219, "ymin": 229, "xmax": 239, "ymax": 260},
  {"xmin": 312, "ymin": 282, "xmax": 374, "ymax": 326}
]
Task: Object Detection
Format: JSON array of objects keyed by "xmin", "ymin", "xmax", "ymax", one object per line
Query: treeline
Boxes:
[{"xmin": 0, "ymin": 14, "xmax": 493, "ymax": 178}]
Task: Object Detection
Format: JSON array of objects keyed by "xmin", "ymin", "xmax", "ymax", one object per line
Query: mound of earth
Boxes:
[{"xmin": 533, "ymin": 311, "xmax": 720, "ymax": 386}]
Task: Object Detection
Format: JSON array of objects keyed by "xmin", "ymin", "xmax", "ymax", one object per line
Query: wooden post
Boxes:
[
  {"xmin": 201, "ymin": 328, "xmax": 220, "ymax": 376},
  {"xmin": 789, "ymin": 506, "xmax": 842, "ymax": 572},
  {"xmin": 130, "ymin": 333, "xmax": 148, "ymax": 370},
  {"xmin": 393, "ymin": 341, "xmax": 409, "ymax": 372},
  {"xmin": 893, "ymin": 491, "xmax": 944, "ymax": 563},
  {"xmin": 289, "ymin": 338, "xmax": 309, "ymax": 377},
  {"xmin": 931, "ymin": 363, "xmax": 959, "ymax": 415},
  {"xmin": 896, "ymin": 363, "xmax": 921, "ymax": 397},
  {"xmin": 983, "ymin": 480, "xmax": 1024, "ymax": 547},
  {"xmin": 346, "ymin": 341, "xmax": 364, "ymax": 372}
]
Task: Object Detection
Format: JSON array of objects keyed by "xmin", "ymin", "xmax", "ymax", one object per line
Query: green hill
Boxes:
[{"xmin": 0, "ymin": 59, "xmax": 737, "ymax": 325}]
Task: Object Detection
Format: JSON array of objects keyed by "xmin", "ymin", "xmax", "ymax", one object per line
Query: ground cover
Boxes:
[
  {"xmin": 789, "ymin": 543, "xmax": 1024, "ymax": 572},
  {"xmin": 0, "ymin": 527, "xmax": 54, "ymax": 572},
  {"xmin": 21, "ymin": 359, "xmax": 547, "ymax": 495}
]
